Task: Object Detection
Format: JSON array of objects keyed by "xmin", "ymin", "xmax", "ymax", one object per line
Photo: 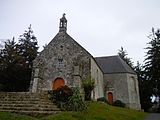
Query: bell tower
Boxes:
[{"xmin": 59, "ymin": 13, "xmax": 67, "ymax": 32}]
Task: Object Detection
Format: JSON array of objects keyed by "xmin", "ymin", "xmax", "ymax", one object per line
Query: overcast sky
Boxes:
[{"xmin": 0, "ymin": 0, "xmax": 160, "ymax": 65}]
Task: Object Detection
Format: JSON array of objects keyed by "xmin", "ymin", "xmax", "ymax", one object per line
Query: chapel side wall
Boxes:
[
  {"xmin": 127, "ymin": 74, "xmax": 141, "ymax": 110},
  {"xmin": 104, "ymin": 73, "xmax": 130, "ymax": 106},
  {"xmin": 90, "ymin": 58, "xmax": 104, "ymax": 100}
]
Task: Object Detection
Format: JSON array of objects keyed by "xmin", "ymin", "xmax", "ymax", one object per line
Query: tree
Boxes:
[
  {"xmin": 144, "ymin": 28, "xmax": 160, "ymax": 108},
  {"xmin": 118, "ymin": 47, "xmax": 134, "ymax": 68},
  {"xmin": 135, "ymin": 62, "xmax": 152, "ymax": 111},
  {"xmin": 0, "ymin": 38, "xmax": 25, "ymax": 91},
  {"xmin": 17, "ymin": 25, "xmax": 38, "ymax": 91},
  {"xmin": 18, "ymin": 24, "xmax": 38, "ymax": 68},
  {"xmin": 0, "ymin": 25, "xmax": 38, "ymax": 91}
]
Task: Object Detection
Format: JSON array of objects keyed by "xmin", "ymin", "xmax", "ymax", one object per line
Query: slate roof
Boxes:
[{"xmin": 95, "ymin": 55, "xmax": 136, "ymax": 74}]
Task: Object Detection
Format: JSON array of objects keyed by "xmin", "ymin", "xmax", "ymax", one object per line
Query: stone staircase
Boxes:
[{"xmin": 0, "ymin": 92, "xmax": 60, "ymax": 116}]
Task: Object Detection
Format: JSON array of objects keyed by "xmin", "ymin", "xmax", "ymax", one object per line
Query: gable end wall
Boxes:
[{"xmin": 30, "ymin": 32, "xmax": 91, "ymax": 92}]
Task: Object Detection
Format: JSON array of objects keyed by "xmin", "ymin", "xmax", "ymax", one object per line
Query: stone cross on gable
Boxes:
[{"xmin": 59, "ymin": 13, "xmax": 67, "ymax": 32}]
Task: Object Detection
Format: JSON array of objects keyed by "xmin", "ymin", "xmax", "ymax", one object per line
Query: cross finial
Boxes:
[
  {"xmin": 59, "ymin": 13, "xmax": 67, "ymax": 32},
  {"xmin": 63, "ymin": 13, "xmax": 66, "ymax": 17}
]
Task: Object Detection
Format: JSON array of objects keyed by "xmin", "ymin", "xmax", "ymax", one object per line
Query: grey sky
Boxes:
[{"xmin": 1, "ymin": 0, "xmax": 160, "ymax": 64}]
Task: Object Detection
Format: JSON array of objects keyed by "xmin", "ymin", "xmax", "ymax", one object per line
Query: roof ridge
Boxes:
[{"xmin": 95, "ymin": 55, "xmax": 118, "ymax": 58}]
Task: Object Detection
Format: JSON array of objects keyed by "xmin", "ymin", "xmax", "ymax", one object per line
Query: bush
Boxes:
[
  {"xmin": 81, "ymin": 75, "xmax": 95, "ymax": 101},
  {"xmin": 97, "ymin": 97, "xmax": 107, "ymax": 103},
  {"xmin": 112, "ymin": 100, "xmax": 126, "ymax": 108},
  {"xmin": 48, "ymin": 86, "xmax": 86, "ymax": 111},
  {"xmin": 67, "ymin": 87, "xmax": 86, "ymax": 111},
  {"xmin": 48, "ymin": 85, "xmax": 73, "ymax": 110}
]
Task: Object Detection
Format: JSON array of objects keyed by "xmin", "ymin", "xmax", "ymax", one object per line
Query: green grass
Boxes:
[
  {"xmin": 0, "ymin": 112, "xmax": 38, "ymax": 120},
  {"xmin": 0, "ymin": 102, "xmax": 147, "ymax": 120}
]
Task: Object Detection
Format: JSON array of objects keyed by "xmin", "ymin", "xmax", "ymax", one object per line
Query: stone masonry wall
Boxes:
[
  {"xmin": 30, "ymin": 32, "xmax": 91, "ymax": 92},
  {"xmin": 104, "ymin": 73, "xmax": 129, "ymax": 106},
  {"xmin": 90, "ymin": 58, "xmax": 104, "ymax": 99},
  {"xmin": 127, "ymin": 74, "xmax": 141, "ymax": 110},
  {"xmin": 104, "ymin": 73, "xmax": 141, "ymax": 110}
]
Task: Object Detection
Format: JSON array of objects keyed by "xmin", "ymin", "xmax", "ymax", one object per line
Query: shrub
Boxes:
[
  {"xmin": 97, "ymin": 97, "xmax": 107, "ymax": 103},
  {"xmin": 112, "ymin": 100, "xmax": 126, "ymax": 108},
  {"xmin": 66, "ymin": 87, "xmax": 86, "ymax": 111},
  {"xmin": 48, "ymin": 86, "xmax": 86, "ymax": 111},
  {"xmin": 48, "ymin": 85, "xmax": 73, "ymax": 110},
  {"xmin": 81, "ymin": 75, "xmax": 95, "ymax": 101}
]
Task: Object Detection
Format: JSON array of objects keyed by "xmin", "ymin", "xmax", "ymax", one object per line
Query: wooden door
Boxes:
[
  {"xmin": 108, "ymin": 92, "xmax": 113, "ymax": 104},
  {"xmin": 52, "ymin": 78, "xmax": 65, "ymax": 90}
]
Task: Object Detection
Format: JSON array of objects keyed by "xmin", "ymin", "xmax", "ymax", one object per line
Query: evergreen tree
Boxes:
[
  {"xmin": 135, "ymin": 62, "xmax": 152, "ymax": 111},
  {"xmin": 144, "ymin": 28, "xmax": 160, "ymax": 105},
  {"xmin": 118, "ymin": 47, "xmax": 134, "ymax": 68},
  {"xmin": 0, "ymin": 38, "xmax": 25, "ymax": 91},
  {"xmin": 17, "ymin": 24, "xmax": 38, "ymax": 91},
  {"xmin": 0, "ymin": 25, "xmax": 38, "ymax": 91},
  {"xmin": 18, "ymin": 24, "xmax": 38, "ymax": 68}
]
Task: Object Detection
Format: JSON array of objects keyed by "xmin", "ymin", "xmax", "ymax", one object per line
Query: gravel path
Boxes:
[{"xmin": 144, "ymin": 113, "xmax": 160, "ymax": 120}]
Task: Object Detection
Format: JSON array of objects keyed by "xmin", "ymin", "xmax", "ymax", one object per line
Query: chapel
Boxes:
[{"xmin": 29, "ymin": 14, "xmax": 141, "ymax": 110}]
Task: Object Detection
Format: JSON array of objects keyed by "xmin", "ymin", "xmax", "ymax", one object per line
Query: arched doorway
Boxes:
[
  {"xmin": 108, "ymin": 92, "xmax": 113, "ymax": 104},
  {"xmin": 52, "ymin": 77, "xmax": 65, "ymax": 90}
]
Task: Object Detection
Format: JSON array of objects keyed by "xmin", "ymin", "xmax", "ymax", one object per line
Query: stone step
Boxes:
[
  {"xmin": 0, "ymin": 95, "xmax": 47, "ymax": 98},
  {"xmin": 0, "ymin": 106, "xmax": 59, "ymax": 111},
  {"xmin": 0, "ymin": 91, "xmax": 48, "ymax": 95},
  {"xmin": 0, "ymin": 98, "xmax": 44, "ymax": 101},
  {"xmin": 0, "ymin": 94, "xmax": 48, "ymax": 98},
  {"xmin": 0, "ymin": 98, "xmax": 49, "ymax": 102},
  {"xmin": 0, "ymin": 96, "xmax": 50, "ymax": 101},
  {"xmin": 0, "ymin": 110, "xmax": 60, "ymax": 116},
  {"xmin": 0, "ymin": 97, "xmax": 49, "ymax": 100},
  {"xmin": 0, "ymin": 92, "xmax": 50, "ymax": 101},
  {"xmin": 0, "ymin": 103, "xmax": 57, "ymax": 108},
  {"xmin": 0, "ymin": 101, "xmax": 53, "ymax": 105},
  {"xmin": 0, "ymin": 92, "xmax": 48, "ymax": 98},
  {"xmin": 0, "ymin": 92, "xmax": 60, "ymax": 116}
]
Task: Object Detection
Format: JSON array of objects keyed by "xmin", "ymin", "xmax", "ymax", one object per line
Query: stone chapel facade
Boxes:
[
  {"xmin": 29, "ymin": 14, "xmax": 104, "ymax": 100},
  {"xmin": 29, "ymin": 14, "xmax": 141, "ymax": 110}
]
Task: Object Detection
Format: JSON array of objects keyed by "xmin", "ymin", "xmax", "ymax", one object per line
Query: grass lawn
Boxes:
[
  {"xmin": 0, "ymin": 102, "xmax": 147, "ymax": 120},
  {"xmin": 0, "ymin": 111, "xmax": 38, "ymax": 120}
]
